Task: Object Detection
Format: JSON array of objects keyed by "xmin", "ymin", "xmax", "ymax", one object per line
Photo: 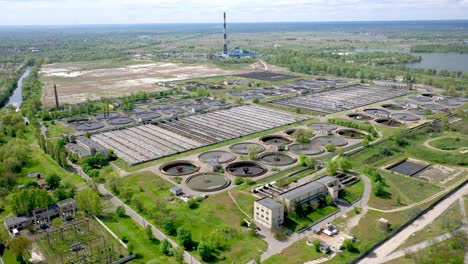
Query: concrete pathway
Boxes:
[
  {"xmin": 258, "ymin": 171, "xmax": 371, "ymax": 261},
  {"xmin": 357, "ymin": 183, "xmax": 468, "ymax": 264}
]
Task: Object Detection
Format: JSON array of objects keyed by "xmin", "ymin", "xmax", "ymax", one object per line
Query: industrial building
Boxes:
[
  {"xmin": 254, "ymin": 197, "xmax": 284, "ymax": 229},
  {"xmin": 221, "ymin": 12, "xmax": 256, "ymax": 58},
  {"xmin": 65, "ymin": 135, "xmax": 108, "ymax": 158},
  {"xmin": 4, "ymin": 198, "xmax": 77, "ymax": 236},
  {"xmin": 254, "ymin": 176, "xmax": 341, "ymax": 229}
]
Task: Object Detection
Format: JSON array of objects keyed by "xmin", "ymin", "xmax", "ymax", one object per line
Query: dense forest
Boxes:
[{"xmin": 411, "ymin": 44, "xmax": 468, "ymax": 54}]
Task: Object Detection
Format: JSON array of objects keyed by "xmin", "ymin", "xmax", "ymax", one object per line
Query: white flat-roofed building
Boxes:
[{"xmin": 254, "ymin": 197, "xmax": 284, "ymax": 229}]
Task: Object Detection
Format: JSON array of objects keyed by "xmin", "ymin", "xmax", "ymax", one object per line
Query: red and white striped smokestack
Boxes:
[{"xmin": 223, "ymin": 12, "xmax": 228, "ymax": 55}]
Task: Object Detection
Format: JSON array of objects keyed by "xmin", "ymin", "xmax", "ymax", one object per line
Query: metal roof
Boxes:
[{"xmin": 280, "ymin": 176, "xmax": 336, "ymax": 201}]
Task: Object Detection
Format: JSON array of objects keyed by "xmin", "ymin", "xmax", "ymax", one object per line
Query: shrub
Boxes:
[
  {"xmin": 177, "ymin": 226, "xmax": 193, "ymax": 249},
  {"xmin": 234, "ymin": 177, "xmax": 244, "ymax": 185},
  {"xmin": 197, "ymin": 242, "xmax": 212, "ymax": 261},
  {"xmin": 343, "ymin": 239, "xmax": 359, "ymax": 253},
  {"xmin": 187, "ymin": 198, "xmax": 199, "ymax": 209},
  {"xmin": 116, "ymin": 206, "xmax": 126, "ymax": 217},
  {"xmin": 325, "ymin": 144, "xmax": 336, "ymax": 152},
  {"xmin": 162, "ymin": 219, "xmax": 176, "ymax": 236},
  {"xmin": 272, "ymin": 227, "xmax": 288, "ymax": 241},
  {"xmin": 160, "ymin": 239, "xmax": 172, "ymax": 256},
  {"xmin": 313, "ymin": 239, "xmax": 321, "ymax": 252}
]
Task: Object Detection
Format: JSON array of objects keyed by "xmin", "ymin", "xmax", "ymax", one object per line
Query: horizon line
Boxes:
[{"xmin": 0, "ymin": 19, "xmax": 467, "ymax": 28}]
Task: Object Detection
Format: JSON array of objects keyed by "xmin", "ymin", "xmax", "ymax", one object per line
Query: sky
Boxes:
[{"xmin": 0, "ymin": 0, "xmax": 467, "ymax": 25}]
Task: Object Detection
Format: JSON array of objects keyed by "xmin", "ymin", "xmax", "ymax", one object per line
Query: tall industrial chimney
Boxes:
[
  {"xmin": 223, "ymin": 12, "xmax": 228, "ymax": 55},
  {"xmin": 53, "ymin": 84, "xmax": 60, "ymax": 109}
]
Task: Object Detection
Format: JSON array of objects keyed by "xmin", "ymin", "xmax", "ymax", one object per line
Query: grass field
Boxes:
[
  {"xmin": 428, "ymin": 136, "xmax": 468, "ymax": 151},
  {"xmin": 284, "ymin": 205, "xmax": 339, "ymax": 232},
  {"xmin": 339, "ymin": 179, "xmax": 364, "ymax": 204},
  {"xmin": 263, "ymin": 238, "xmax": 327, "ymax": 264},
  {"xmin": 385, "ymin": 235, "xmax": 466, "ymax": 264},
  {"xmin": 397, "ymin": 200, "xmax": 462, "ymax": 249},
  {"xmin": 44, "ymin": 121, "xmax": 71, "ymax": 138},
  {"xmin": 100, "ymin": 213, "xmax": 176, "ymax": 263},
  {"xmin": 107, "ymin": 171, "xmax": 267, "ymax": 263}
]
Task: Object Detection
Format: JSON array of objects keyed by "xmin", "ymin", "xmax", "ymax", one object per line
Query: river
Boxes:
[{"xmin": 7, "ymin": 66, "xmax": 32, "ymax": 110}]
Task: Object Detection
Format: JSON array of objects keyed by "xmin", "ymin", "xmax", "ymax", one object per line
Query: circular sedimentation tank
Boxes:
[
  {"xmin": 421, "ymin": 93, "xmax": 435, "ymax": 97},
  {"xmin": 347, "ymin": 113, "xmax": 373, "ymax": 121},
  {"xmin": 134, "ymin": 99, "xmax": 152, "ymax": 104},
  {"xmin": 307, "ymin": 123, "xmax": 338, "ymax": 131},
  {"xmin": 226, "ymin": 161, "xmax": 268, "ymax": 177},
  {"xmin": 311, "ymin": 136, "xmax": 348, "ymax": 147},
  {"xmin": 185, "ymin": 173, "xmax": 231, "ymax": 192},
  {"xmin": 410, "ymin": 96, "xmax": 433, "ymax": 102},
  {"xmin": 421, "ymin": 103, "xmax": 447, "ymax": 111},
  {"xmin": 148, "ymin": 104, "xmax": 171, "ymax": 111},
  {"xmin": 75, "ymin": 122, "xmax": 104, "ymax": 131},
  {"xmin": 108, "ymin": 117, "xmax": 134, "ymax": 125},
  {"xmin": 381, "ymin": 104, "xmax": 405, "ymax": 110},
  {"xmin": 162, "ymin": 108, "xmax": 186, "ymax": 115},
  {"xmin": 364, "ymin": 108, "xmax": 390, "ymax": 116},
  {"xmin": 437, "ymin": 100, "xmax": 461, "ymax": 106},
  {"xmin": 284, "ymin": 128, "xmax": 314, "ymax": 137},
  {"xmin": 409, "ymin": 108, "xmax": 429, "ymax": 115},
  {"xmin": 136, "ymin": 112, "xmax": 161, "ymax": 120},
  {"xmin": 260, "ymin": 135, "xmax": 292, "ymax": 147},
  {"xmin": 375, "ymin": 118, "xmax": 403, "ymax": 127},
  {"xmin": 126, "ymin": 108, "xmax": 146, "ymax": 114},
  {"xmin": 229, "ymin": 143, "xmax": 265, "ymax": 155},
  {"xmin": 198, "ymin": 150, "xmax": 236, "ymax": 164},
  {"xmin": 172, "ymin": 100, "xmax": 193, "ymax": 106},
  {"xmin": 336, "ymin": 129, "xmax": 367, "ymax": 139},
  {"xmin": 206, "ymin": 100, "xmax": 228, "ymax": 106},
  {"xmin": 96, "ymin": 112, "xmax": 120, "ymax": 119},
  {"xmin": 288, "ymin": 144, "xmax": 324, "ymax": 155},
  {"xmin": 160, "ymin": 161, "xmax": 200, "ymax": 176},
  {"xmin": 393, "ymin": 99, "xmax": 414, "ymax": 106},
  {"xmin": 259, "ymin": 152, "xmax": 297, "ymax": 166},
  {"xmin": 391, "ymin": 113, "xmax": 421, "ymax": 122}
]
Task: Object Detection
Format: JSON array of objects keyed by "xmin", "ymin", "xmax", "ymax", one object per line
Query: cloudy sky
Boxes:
[{"xmin": 0, "ymin": 0, "xmax": 467, "ymax": 25}]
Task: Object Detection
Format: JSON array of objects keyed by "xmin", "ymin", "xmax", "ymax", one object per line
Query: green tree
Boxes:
[
  {"xmin": 313, "ymin": 239, "xmax": 321, "ymax": 252},
  {"xmin": 9, "ymin": 236, "xmax": 32, "ymax": 259},
  {"xmin": 11, "ymin": 188, "xmax": 54, "ymax": 215},
  {"xmin": 160, "ymin": 239, "xmax": 172, "ymax": 256},
  {"xmin": 146, "ymin": 225, "xmax": 155, "ymax": 241},
  {"xmin": 327, "ymin": 160, "xmax": 338, "ymax": 176},
  {"xmin": 247, "ymin": 144, "xmax": 259, "ymax": 160},
  {"xmin": 173, "ymin": 246, "xmax": 185, "ymax": 264},
  {"xmin": 374, "ymin": 181, "xmax": 385, "ymax": 197},
  {"xmin": 177, "ymin": 226, "xmax": 193, "ymax": 249},
  {"xmin": 162, "ymin": 218, "xmax": 176, "ymax": 235},
  {"xmin": 116, "ymin": 206, "xmax": 126, "ymax": 217},
  {"xmin": 197, "ymin": 242, "xmax": 212, "ymax": 261},
  {"xmin": 46, "ymin": 173, "xmax": 61, "ymax": 189},
  {"xmin": 76, "ymin": 189, "xmax": 103, "ymax": 216},
  {"xmin": 343, "ymin": 239, "xmax": 359, "ymax": 253}
]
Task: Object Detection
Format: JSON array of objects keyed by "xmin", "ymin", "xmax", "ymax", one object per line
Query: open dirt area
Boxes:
[{"xmin": 40, "ymin": 61, "xmax": 248, "ymax": 106}]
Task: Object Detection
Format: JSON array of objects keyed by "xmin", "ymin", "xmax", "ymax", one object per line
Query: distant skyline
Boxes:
[{"xmin": 0, "ymin": 0, "xmax": 467, "ymax": 25}]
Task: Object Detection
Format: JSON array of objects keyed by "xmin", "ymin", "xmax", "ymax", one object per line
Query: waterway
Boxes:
[
  {"xmin": 7, "ymin": 66, "xmax": 32, "ymax": 110},
  {"xmin": 354, "ymin": 49, "xmax": 468, "ymax": 72}
]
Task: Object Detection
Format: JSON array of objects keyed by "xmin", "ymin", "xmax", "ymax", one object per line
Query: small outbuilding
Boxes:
[{"xmin": 170, "ymin": 186, "xmax": 183, "ymax": 196}]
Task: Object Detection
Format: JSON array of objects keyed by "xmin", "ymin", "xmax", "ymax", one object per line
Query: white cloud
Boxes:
[{"xmin": 0, "ymin": 0, "xmax": 466, "ymax": 25}]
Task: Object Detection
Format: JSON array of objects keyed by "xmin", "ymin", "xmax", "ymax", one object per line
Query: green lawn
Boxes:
[
  {"xmin": 385, "ymin": 235, "xmax": 466, "ymax": 264},
  {"xmin": 339, "ymin": 179, "xmax": 364, "ymax": 204},
  {"xmin": 429, "ymin": 136, "xmax": 468, "ymax": 151},
  {"xmin": 283, "ymin": 205, "xmax": 339, "ymax": 232},
  {"xmin": 100, "ymin": 213, "xmax": 176, "ymax": 263},
  {"xmin": 367, "ymin": 169, "xmax": 442, "ymax": 210},
  {"xmin": 107, "ymin": 171, "xmax": 267, "ymax": 263},
  {"xmin": 263, "ymin": 238, "xmax": 327, "ymax": 264},
  {"xmin": 44, "ymin": 121, "xmax": 71, "ymax": 138},
  {"xmin": 397, "ymin": 200, "xmax": 462, "ymax": 249}
]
